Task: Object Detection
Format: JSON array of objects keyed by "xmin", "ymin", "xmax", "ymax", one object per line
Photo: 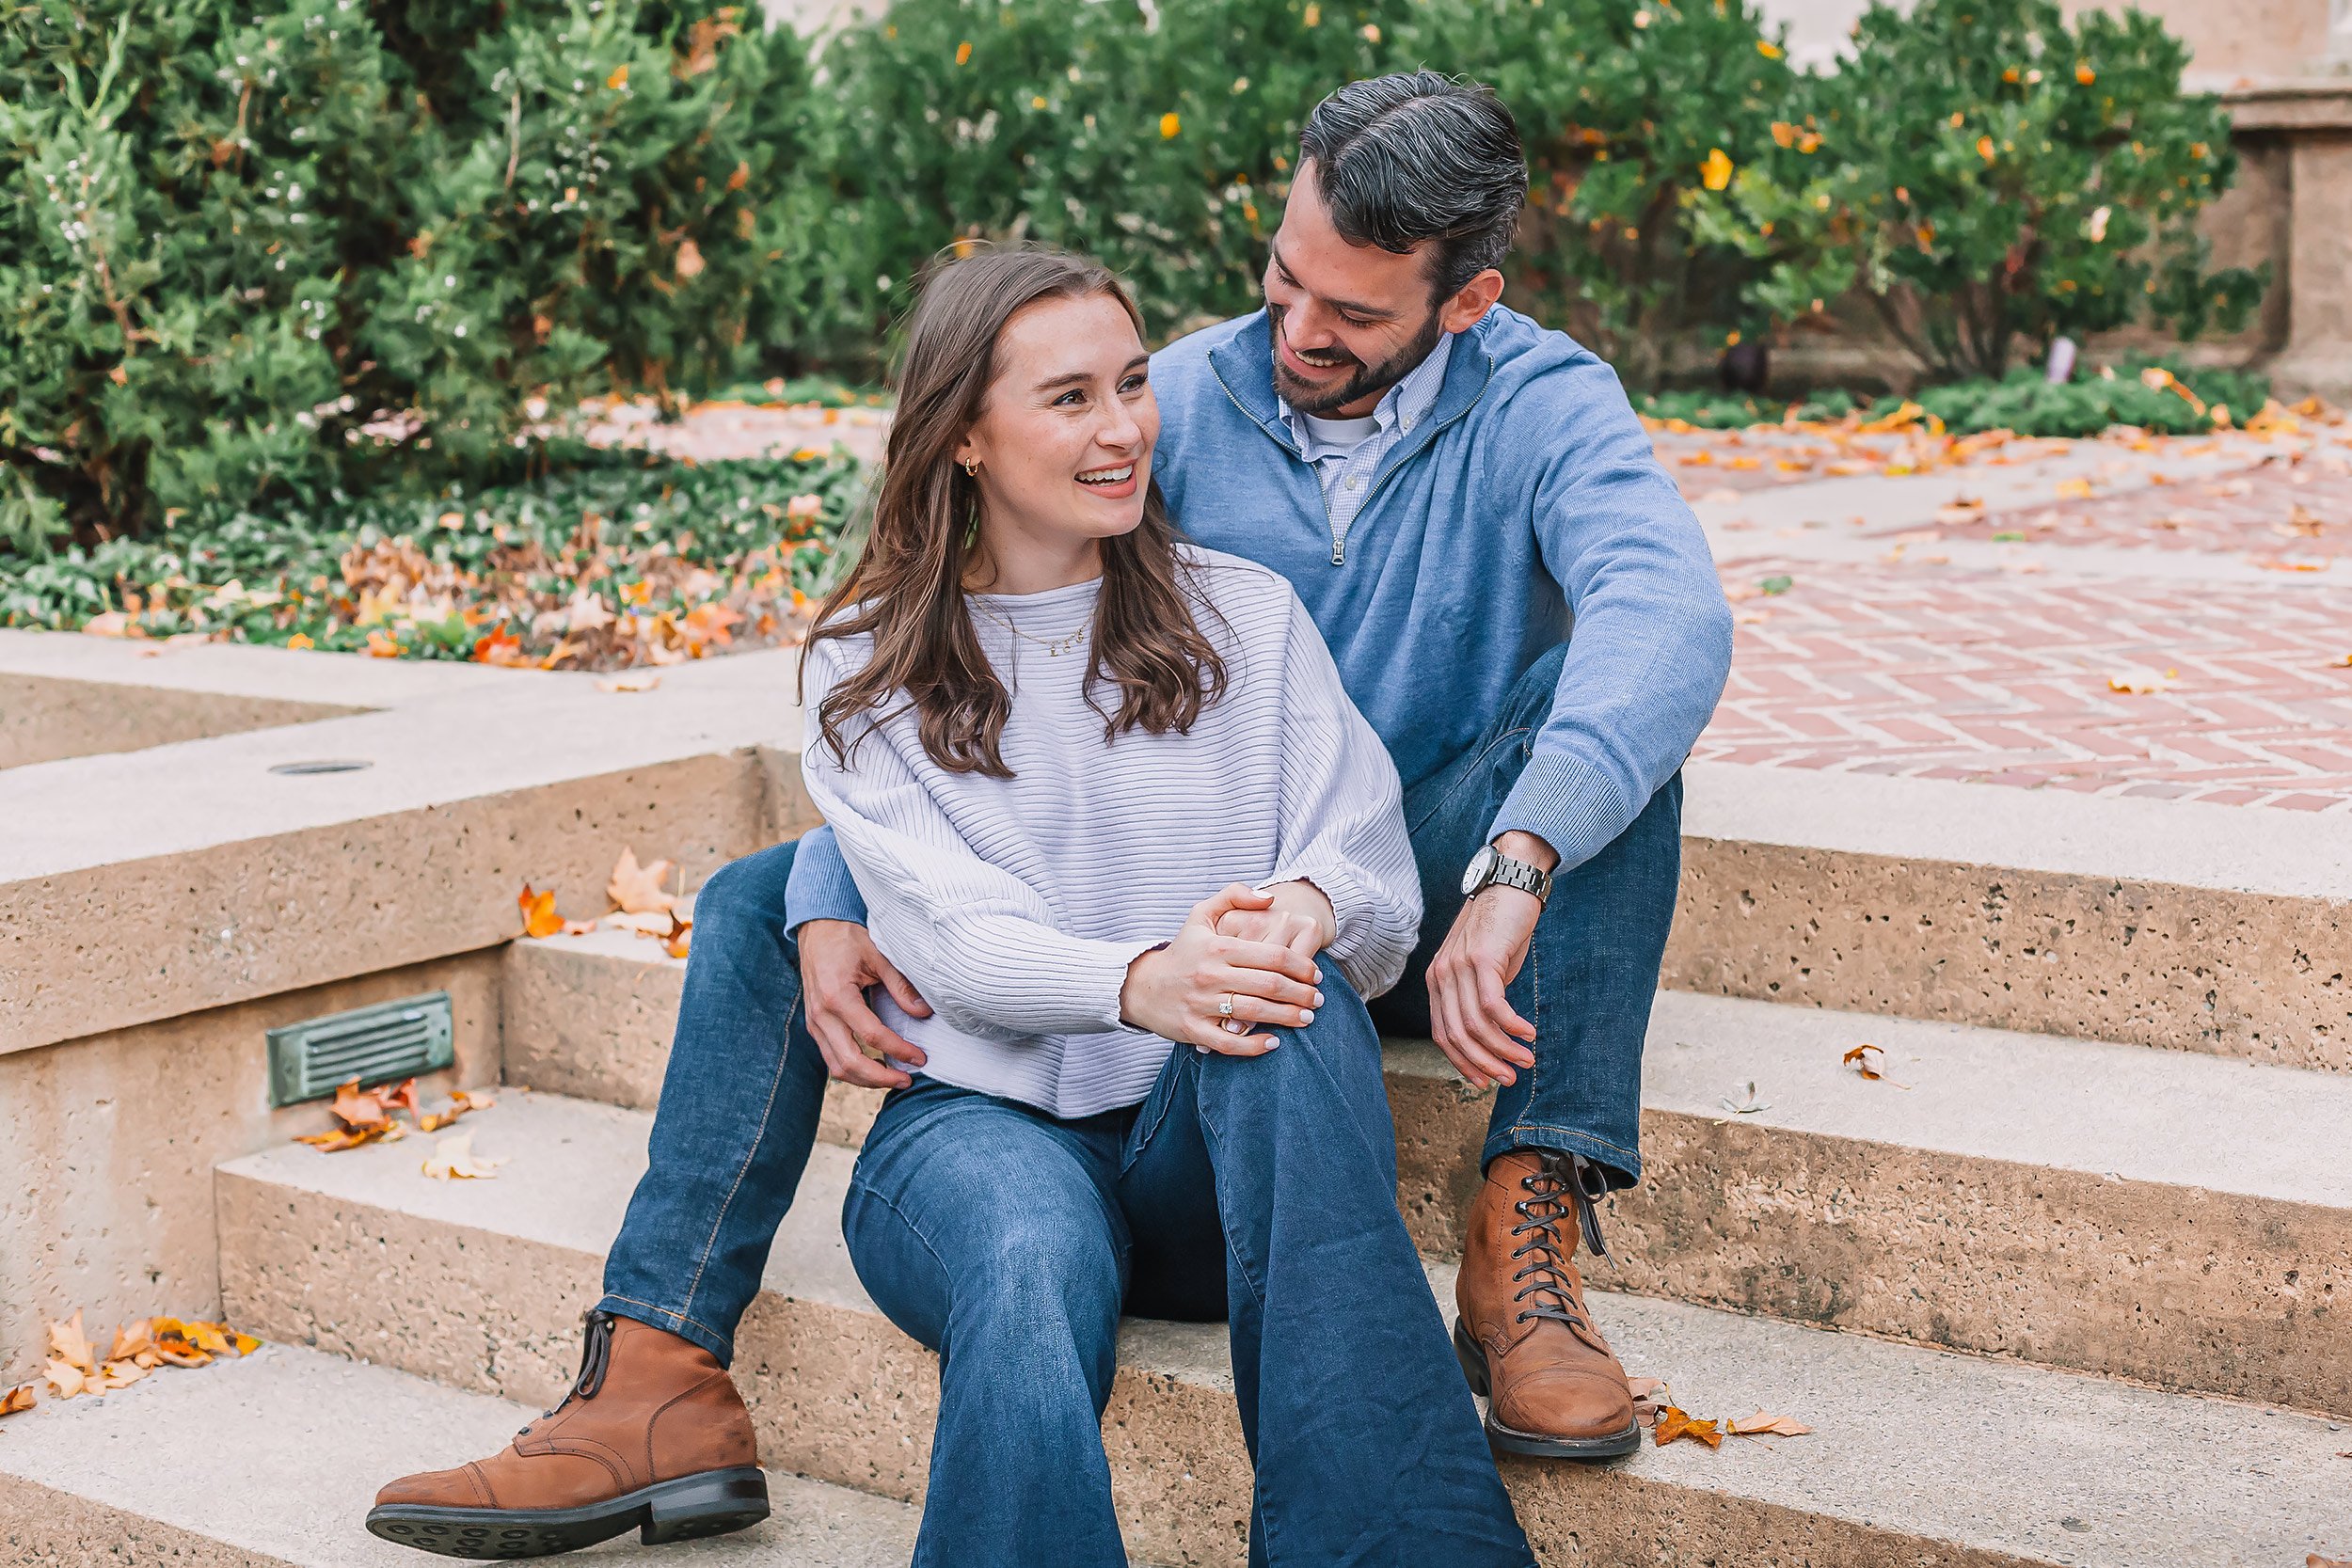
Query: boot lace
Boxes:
[
  {"xmin": 517, "ymin": 1309, "xmax": 615, "ymax": 1434},
  {"xmin": 1506, "ymin": 1155, "xmax": 1613, "ymax": 1338}
]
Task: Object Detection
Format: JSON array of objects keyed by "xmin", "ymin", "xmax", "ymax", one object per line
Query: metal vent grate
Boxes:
[{"xmin": 267, "ymin": 991, "xmax": 455, "ymax": 1107}]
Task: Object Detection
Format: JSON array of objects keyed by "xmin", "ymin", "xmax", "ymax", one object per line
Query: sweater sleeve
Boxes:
[
  {"xmin": 781, "ymin": 823, "xmax": 867, "ymax": 933},
  {"xmin": 1261, "ymin": 590, "xmax": 1423, "ymax": 999},
  {"xmin": 797, "ymin": 639, "xmax": 1159, "ymax": 1039},
  {"xmin": 1490, "ymin": 354, "xmax": 1734, "ymax": 870}
]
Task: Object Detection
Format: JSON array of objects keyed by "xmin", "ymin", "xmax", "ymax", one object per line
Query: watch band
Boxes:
[{"xmin": 1473, "ymin": 848, "xmax": 1552, "ymax": 905}]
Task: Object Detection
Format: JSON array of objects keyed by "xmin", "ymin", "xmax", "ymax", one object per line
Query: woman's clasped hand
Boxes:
[{"xmin": 1118, "ymin": 882, "xmax": 1332, "ymax": 1054}]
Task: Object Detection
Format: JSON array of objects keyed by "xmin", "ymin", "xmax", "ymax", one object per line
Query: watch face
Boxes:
[{"xmin": 1461, "ymin": 846, "xmax": 1495, "ymax": 896}]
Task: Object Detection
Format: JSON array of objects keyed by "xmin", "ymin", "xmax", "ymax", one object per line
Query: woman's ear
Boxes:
[{"xmin": 952, "ymin": 436, "xmax": 980, "ymax": 471}]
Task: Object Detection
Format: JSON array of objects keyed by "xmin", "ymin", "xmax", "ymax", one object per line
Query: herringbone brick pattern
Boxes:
[
  {"xmin": 1884, "ymin": 457, "xmax": 2352, "ymax": 562},
  {"xmin": 1700, "ymin": 554, "xmax": 2352, "ymax": 811}
]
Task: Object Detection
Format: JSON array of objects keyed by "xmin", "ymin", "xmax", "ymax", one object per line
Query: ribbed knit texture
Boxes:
[{"xmin": 797, "ymin": 547, "xmax": 1421, "ymax": 1119}]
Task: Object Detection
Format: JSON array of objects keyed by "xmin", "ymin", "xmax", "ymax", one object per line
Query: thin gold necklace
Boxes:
[{"xmin": 977, "ymin": 600, "xmax": 1089, "ymax": 657}]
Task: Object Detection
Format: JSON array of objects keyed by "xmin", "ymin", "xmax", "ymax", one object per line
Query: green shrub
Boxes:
[
  {"xmin": 0, "ymin": 0, "xmax": 817, "ymax": 550},
  {"xmin": 1692, "ymin": 0, "xmax": 2265, "ymax": 380},
  {"xmin": 1406, "ymin": 0, "xmax": 1807, "ymax": 385},
  {"xmin": 786, "ymin": 0, "xmax": 1410, "ymax": 372},
  {"xmin": 1636, "ymin": 358, "xmax": 2268, "ymax": 436}
]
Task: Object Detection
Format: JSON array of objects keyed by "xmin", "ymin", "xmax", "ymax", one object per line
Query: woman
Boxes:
[{"xmin": 800, "ymin": 246, "xmax": 1534, "ymax": 1568}]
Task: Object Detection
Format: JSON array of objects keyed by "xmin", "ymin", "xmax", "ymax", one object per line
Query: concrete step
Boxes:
[
  {"xmin": 500, "ymin": 937, "xmax": 2352, "ymax": 1412},
  {"xmin": 0, "ymin": 1338, "xmax": 916, "ymax": 1567},
  {"xmin": 1671, "ymin": 762, "xmax": 2352, "ymax": 1074},
  {"xmin": 215, "ymin": 1092, "xmax": 2352, "ymax": 1568}
]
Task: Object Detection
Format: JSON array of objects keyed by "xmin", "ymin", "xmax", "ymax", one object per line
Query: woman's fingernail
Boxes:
[
  {"xmin": 1311, "ymin": 990, "xmax": 1325, "ymax": 1006},
  {"xmin": 1297, "ymin": 1009, "xmax": 1315, "ymax": 1025}
]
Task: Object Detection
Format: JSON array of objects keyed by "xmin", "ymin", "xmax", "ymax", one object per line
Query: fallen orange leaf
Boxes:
[
  {"xmin": 595, "ymin": 673, "xmax": 661, "ymax": 693},
  {"xmin": 1654, "ymin": 1406, "xmax": 1724, "ymax": 1448},
  {"xmin": 1843, "ymin": 1043, "xmax": 1884, "ymax": 1080},
  {"xmin": 608, "ymin": 847, "xmax": 678, "ymax": 915},
  {"xmin": 518, "ymin": 883, "xmax": 567, "ymax": 938},
  {"xmin": 44, "ymin": 1360, "xmax": 90, "ymax": 1398},
  {"xmin": 2106, "ymin": 669, "xmax": 2174, "ymax": 694},
  {"xmin": 0, "ymin": 1385, "xmax": 34, "ymax": 1417},
  {"xmin": 417, "ymin": 1087, "xmax": 494, "ymax": 1133},
  {"xmin": 1728, "ymin": 1410, "xmax": 1814, "ymax": 1436}
]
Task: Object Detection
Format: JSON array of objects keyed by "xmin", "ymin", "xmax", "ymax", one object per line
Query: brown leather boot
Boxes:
[
  {"xmin": 1453, "ymin": 1149, "xmax": 1642, "ymax": 1459},
  {"xmin": 367, "ymin": 1312, "xmax": 768, "ymax": 1559}
]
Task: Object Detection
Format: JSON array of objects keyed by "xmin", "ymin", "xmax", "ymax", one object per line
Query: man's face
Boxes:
[{"xmin": 1262, "ymin": 160, "xmax": 1446, "ymax": 419}]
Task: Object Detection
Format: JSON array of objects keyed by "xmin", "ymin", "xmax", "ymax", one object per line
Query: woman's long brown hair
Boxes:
[{"xmin": 802, "ymin": 247, "xmax": 1227, "ymax": 777}]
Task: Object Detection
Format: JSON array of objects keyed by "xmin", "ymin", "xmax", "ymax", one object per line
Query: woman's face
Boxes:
[{"xmin": 955, "ymin": 291, "xmax": 1159, "ymax": 560}]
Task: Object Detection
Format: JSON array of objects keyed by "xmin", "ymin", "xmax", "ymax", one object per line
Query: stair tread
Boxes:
[
  {"xmin": 514, "ymin": 930, "xmax": 2352, "ymax": 1207},
  {"xmin": 0, "ymin": 1338, "xmax": 917, "ymax": 1567},
  {"xmin": 220, "ymin": 1091, "xmax": 2352, "ymax": 1567}
]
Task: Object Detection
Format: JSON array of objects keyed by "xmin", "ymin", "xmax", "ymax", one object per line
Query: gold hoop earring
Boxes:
[{"xmin": 961, "ymin": 459, "xmax": 979, "ymax": 477}]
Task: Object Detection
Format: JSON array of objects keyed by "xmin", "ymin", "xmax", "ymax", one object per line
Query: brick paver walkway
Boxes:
[
  {"xmin": 651, "ymin": 392, "xmax": 2352, "ymax": 815},
  {"xmin": 1692, "ymin": 414, "xmax": 2352, "ymax": 814}
]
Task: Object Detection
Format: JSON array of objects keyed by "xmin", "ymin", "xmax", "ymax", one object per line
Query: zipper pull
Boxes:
[{"xmin": 1330, "ymin": 542, "xmax": 1344, "ymax": 565}]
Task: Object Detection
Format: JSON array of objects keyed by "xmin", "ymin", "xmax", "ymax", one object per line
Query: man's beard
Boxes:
[{"xmin": 1268, "ymin": 301, "xmax": 1444, "ymax": 417}]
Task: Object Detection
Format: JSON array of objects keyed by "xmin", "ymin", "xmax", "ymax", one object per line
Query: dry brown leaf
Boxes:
[
  {"xmin": 1728, "ymin": 1410, "xmax": 1814, "ymax": 1437},
  {"xmin": 2106, "ymin": 668, "xmax": 2174, "ymax": 694},
  {"xmin": 1654, "ymin": 1406, "xmax": 1724, "ymax": 1448},
  {"xmin": 2309, "ymin": 1556, "xmax": 2351, "ymax": 1567},
  {"xmin": 1842, "ymin": 1043, "xmax": 1884, "ymax": 1080},
  {"xmin": 99, "ymin": 1359, "xmax": 151, "ymax": 1390},
  {"xmin": 0, "ymin": 1384, "xmax": 34, "ymax": 1417},
  {"xmin": 378, "ymin": 1078, "xmax": 421, "ymax": 1116},
  {"xmin": 596, "ymin": 673, "xmax": 661, "ymax": 693},
  {"xmin": 417, "ymin": 1087, "xmax": 494, "ymax": 1133},
  {"xmin": 2053, "ymin": 476, "xmax": 2094, "ymax": 499},
  {"xmin": 607, "ymin": 848, "xmax": 678, "ymax": 915},
  {"xmin": 107, "ymin": 1319, "xmax": 157, "ymax": 1366},
  {"xmin": 1627, "ymin": 1374, "xmax": 1672, "ymax": 1428},
  {"xmin": 2285, "ymin": 504, "xmax": 2326, "ymax": 537},
  {"xmin": 44, "ymin": 1360, "xmax": 90, "ymax": 1398},
  {"xmin": 48, "ymin": 1309, "xmax": 96, "ymax": 1375},
  {"xmin": 421, "ymin": 1132, "xmax": 508, "ymax": 1180}
]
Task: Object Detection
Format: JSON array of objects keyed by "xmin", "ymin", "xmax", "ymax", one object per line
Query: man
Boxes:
[{"xmin": 370, "ymin": 71, "xmax": 1731, "ymax": 1553}]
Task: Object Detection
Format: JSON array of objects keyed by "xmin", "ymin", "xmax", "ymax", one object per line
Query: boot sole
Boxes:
[
  {"xmin": 365, "ymin": 1466, "xmax": 770, "ymax": 1559},
  {"xmin": 1452, "ymin": 1318, "xmax": 1644, "ymax": 1462}
]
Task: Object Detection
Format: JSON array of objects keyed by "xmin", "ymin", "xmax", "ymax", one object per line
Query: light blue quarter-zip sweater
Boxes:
[{"xmin": 787, "ymin": 303, "xmax": 1733, "ymax": 927}]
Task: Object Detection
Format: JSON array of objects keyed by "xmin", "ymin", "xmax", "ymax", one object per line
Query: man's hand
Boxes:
[
  {"xmin": 1429, "ymin": 832, "xmax": 1556, "ymax": 1090},
  {"xmin": 1214, "ymin": 879, "xmax": 1333, "ymax": 964},
  {"xmin": 800, "ymin": 919, "xmax": 932, "ymax": 1090},
  {"xmin": 1122, "ymin": 884, "xmax": 1325, "ymax": 1056}
]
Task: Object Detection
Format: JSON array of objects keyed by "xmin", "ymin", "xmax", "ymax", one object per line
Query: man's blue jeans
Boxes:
[
  {"xmin": 842, "ymin": 982, "xmax": 1534, "ymax": 1568},
  {"xmin": 599, "ymin": 643, "xmax": 1680, "ymax": 1361}
]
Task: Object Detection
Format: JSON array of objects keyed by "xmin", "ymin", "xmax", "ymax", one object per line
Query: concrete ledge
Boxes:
[
  {"xmin": 499, "ymin": 936, "xmax": 2352, "ymax": 1409},
  {"xmin": 215, "ymin": 1094, "xmax": 2352, "ymax": 1568},
  {"xmin": 2217, "ymin": 77, "xmax": 2352, "ymax": 133},
  {"xmin": 1676, "ymin": 763, "xmax": 2352, "ymax": 1070},
  {"xmin": 0, "ymin": 1341, "xmax": 919, "ymax": 1567},
  {"xmin": 1, "ymin": 673, "xmax": 364, "ymax": 770}
]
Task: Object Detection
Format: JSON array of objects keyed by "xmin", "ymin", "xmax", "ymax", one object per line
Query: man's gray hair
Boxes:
[{"xmin": 1298, "ymin": 71, "xmax": 1528, "ymax": 299}]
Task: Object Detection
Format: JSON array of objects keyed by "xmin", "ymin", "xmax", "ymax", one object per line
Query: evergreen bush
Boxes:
[
  {"xmin": 0, "ymin": 0, "xmax": 817, "ymax": 549},
  {"xmin": 1690, "ymin": 0, "xmax": 2265, "ymax": 380}
]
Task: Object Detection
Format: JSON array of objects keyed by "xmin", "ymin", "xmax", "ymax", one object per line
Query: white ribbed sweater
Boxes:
[{"xmin": 797, "ymin": 547, "xmax": 1421, "ymax": 1118}]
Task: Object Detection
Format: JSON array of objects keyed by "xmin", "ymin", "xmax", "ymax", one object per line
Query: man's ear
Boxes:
[{"xmin": 1438, "ymin": 268, "xmax": 1506, "ymax": 334}]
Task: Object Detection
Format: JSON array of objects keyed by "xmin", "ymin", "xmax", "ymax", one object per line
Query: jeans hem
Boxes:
[
  {"xmin": 596, "ymin": 1293, "xmax": 735, "ymax": 1367},
  {"xmin": 1481, "ymin": 1124, "xmax": 1642, "ymax": 1190}
]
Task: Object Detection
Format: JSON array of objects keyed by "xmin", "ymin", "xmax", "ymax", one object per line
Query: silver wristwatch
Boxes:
[{"xmin": 1461, "ymin": 844, "xmax": 1552, "ymax": 904}]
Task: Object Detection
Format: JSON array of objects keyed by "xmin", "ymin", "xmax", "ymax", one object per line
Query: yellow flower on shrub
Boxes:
[
  {"xmin": 1303, "ymin": 3, "xmax": 1320, "ymax": 25},
  {"xmin": 2074, "ymin": 60, "xmax": 2095, "ymax": 85},
  {"xmin": 606, "ymin": 64, "xmax": 628, "ymax": 90},
  {"xmin": 1361, "ymin": 24, "xmax": 1381, "ymax": 41},
  {"xmin": 1756, "ymin": 40, "xmax": 1782, "ymax": 58},
  {"xmin": 1700, "ymin": 149, "xmax": 1733, "ymax": 191},
  {"xmin": 1160, "ymin": 112, "xmax": 1181, "ymax": 139},
  {"xmin": 955, "ymin": 40, "xmax": 972, "ymax": 64}
]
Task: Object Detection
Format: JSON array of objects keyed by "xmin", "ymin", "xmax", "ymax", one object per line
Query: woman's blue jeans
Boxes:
[
  {"xmin": 598, "ymin": 643, "xmax": 1679, "ymax": 1365},
  {"xmin": 842, "ymin": 982, "xmax": 1534, "ymax": 1568}
]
